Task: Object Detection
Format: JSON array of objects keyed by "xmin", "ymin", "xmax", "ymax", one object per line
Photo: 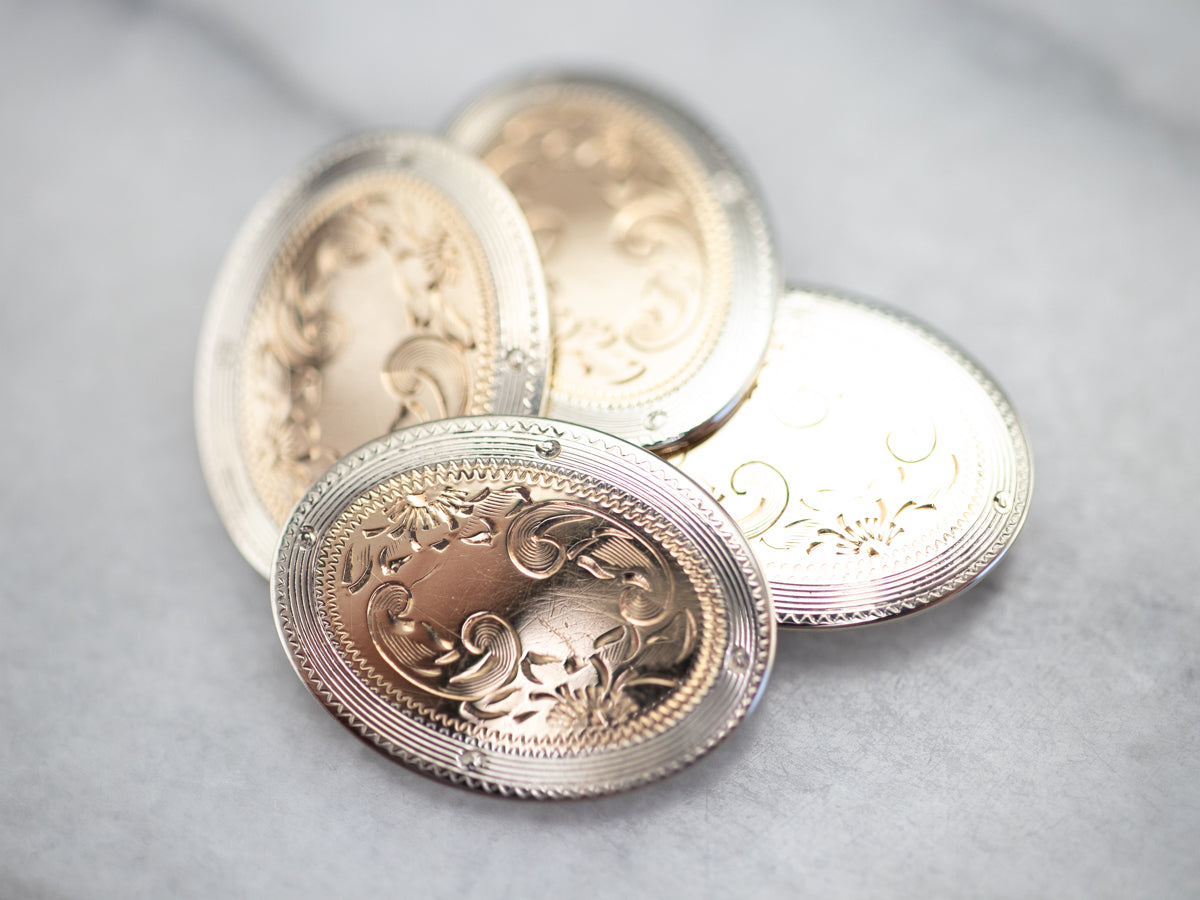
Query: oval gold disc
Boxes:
[
  {"xmin": 274, "ymin": 416, "xmax": 773, "ymax": 797},
  {"xmin": 195, "ymin": 133, "xmax": 550, "ymax": 576},
  {"xmin": 671, "ymin": 287, "xmax": 1033, "ymax": 627},
  {"xmin": 448, "ymin": 74, "xmax": 779, "ymax": 451}
]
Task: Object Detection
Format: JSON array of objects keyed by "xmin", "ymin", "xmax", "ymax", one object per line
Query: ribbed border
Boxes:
[
  {"xmin": 446, "ymin": 72, "xmax": 781, "ymax": 452},
  {"xmin": 272, "ymin": 416, "xmax": 774, "ymax": 798},
  {"xmin": 194, "ymin": 133, "xmax": 550, "ymax": 576},
  {"xmin": 760, "ymin": 286, "xmax": 1033, "ymax": 628}
]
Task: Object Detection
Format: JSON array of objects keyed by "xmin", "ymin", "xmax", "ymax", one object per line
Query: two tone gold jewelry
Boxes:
[
  {"xmin": 273, "ymin": 416, "xmax": 773, "ymax": 797},
  {"xmin": 196, "ymin": 133, "xmax": 550, "ymax": 575},
  {"xmin": 195, "ymin": 72, "xmax": 1034, "ymax": 798},
  {"xmin": 448, "ymin": 73, "xmax": 780, "ymax": 452},
  {"xmin": 672, "ymin": 287, "xmax": 1033, "ymax": 627}
]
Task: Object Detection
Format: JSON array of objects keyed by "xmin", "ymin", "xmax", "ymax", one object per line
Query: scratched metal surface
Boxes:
[{"xmin": 1, "ymin": 1, "xmax": 1197, "ymax": 896}]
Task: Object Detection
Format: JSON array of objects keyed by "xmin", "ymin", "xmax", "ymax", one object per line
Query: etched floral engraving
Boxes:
[
  {"xmin": 319, "ymin": 471, "xmax": 721, "ymax": 748},
  {"xmin": 699, "ymin": 421, "xmax": 958, "ymax": 564},
  {"xmin": 481, "ymin": 95, "xmax": 733, "ymax": 405},
  {"xmin": 806, "ymin": 499, "xmax": 935, "ymax": 557},
  {"xmin": 240, "ymin": 177, "xmax": 495, "ymax": 522},
  {"xmin": 675, "ymin": 298, "xmax": 987, "ymax": 584}
]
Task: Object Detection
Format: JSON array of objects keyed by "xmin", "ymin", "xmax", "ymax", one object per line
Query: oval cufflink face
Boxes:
[
  {"xmin": 671, "ymin": 287, "xmax": 1034, "ymax": 627},
  {"xmin": 273, "ymin": 415, "xmax": 774, "ymax": 798},
  {"xmin": 448, "ymin": 73, "xmax": 781, "ymax": 453},
  {"xmin": 196, "ymin": 133, "xmax": 551, "ymax": 576}
]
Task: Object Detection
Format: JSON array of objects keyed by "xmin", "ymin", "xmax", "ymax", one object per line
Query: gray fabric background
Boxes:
[{"xmin": 2, "ymin": 1, "xmax": 1197, "ymax": 897}]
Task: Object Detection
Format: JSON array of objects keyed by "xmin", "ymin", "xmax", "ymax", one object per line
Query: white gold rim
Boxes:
[
  {"xmin": 195, "ymin": 133, "xmax": 550, "ymax": 576},
  {"xmin": 272, "ymin": 415, "xmax": 774, "ymax": 798},
  {"xmin": 446, "ymin": 72, "xmax": 781, "ymax": 452},
  {"xmin": 774, "ymin": 285, "xmax": 1034, "ymax": 628}
]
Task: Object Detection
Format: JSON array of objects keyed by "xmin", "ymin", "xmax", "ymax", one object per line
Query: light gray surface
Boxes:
[{"xmin": 1, "ymin": 1, "xmax": 1197, "ymax": 897}]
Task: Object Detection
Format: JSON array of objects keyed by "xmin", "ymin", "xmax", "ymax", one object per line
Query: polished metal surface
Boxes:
[
  {"xmin": 12, "ymin": 3, "xmax": 1200, "ymax": 895},
  {"xmin": 195, "ymin": 133, "xmax": 550, "ymax": 576},
  {"xmin": 273, "ymin": 416, "xmax": 774, "ymax": 798},
  {"xmin": 672, "ymin": 287, "xmax": 1033, "ymax": 627},
  {"xmin": 447, "ymin": 73, "xmax": 780, "ymax": 452}
]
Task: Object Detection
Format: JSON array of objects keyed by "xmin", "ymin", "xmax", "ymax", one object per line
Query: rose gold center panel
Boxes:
[
  {"xmin": 319, "ymin": 467, "xmax": 724, "ymax": 749},
  {"xmin": 448, "ymin": 76, "xmax": 780, "ymax": 450}
]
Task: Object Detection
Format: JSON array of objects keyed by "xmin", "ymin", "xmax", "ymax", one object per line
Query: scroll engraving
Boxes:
[
  {"xmin": 674, "ymin": 299, "xmax": 987, "ymax": 584},
  {"xmin": 481, "ymin": 96, "xmax": 732, "ymax": 404},
  {"xmin": 662, "ymin": 288, "xmax": 1028, "ymax": 632},
  {"xmin": 241, "ymin": 179, "xmax": 494, "ymax": 522},
  {"xmin": 681, "ymin": 316, "xmax": 979, "ymax": 580},
  {"xmin": 382, "ymin": 335, "xmax": 471, "ymax": 430},
  {"xmin": 322, "ymin": 476, "xmax": 713, "ymax": 745},
  {"xmin": 705, "ymin": 425, "xmax": 956, "ymax": 559}
]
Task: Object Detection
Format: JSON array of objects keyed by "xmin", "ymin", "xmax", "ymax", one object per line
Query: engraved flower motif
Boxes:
[
  {"xmin": 383, "ymin": 214, "xmax": 461, "ymax": 295},
  {"xmin": 389, "ymin": 226, "xmax": 474, "ymax": 348},
  {"xmin": 418, "ymin": 230, "xmax": 462, "ymax": 289},
  {"xmin": 808, "ymin": 499, "xmax": 931, "ymax": 557},
  {"xmin": 546, "ymin": 676, "xmax": 640, "ymax": 731},
  {"xmin": 542, "ymin": 652, "xmax": 669, "ymax": 731},
  {"xmin": 383, "ymin": 486, "xmax": 473, "ymax": 544}
]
